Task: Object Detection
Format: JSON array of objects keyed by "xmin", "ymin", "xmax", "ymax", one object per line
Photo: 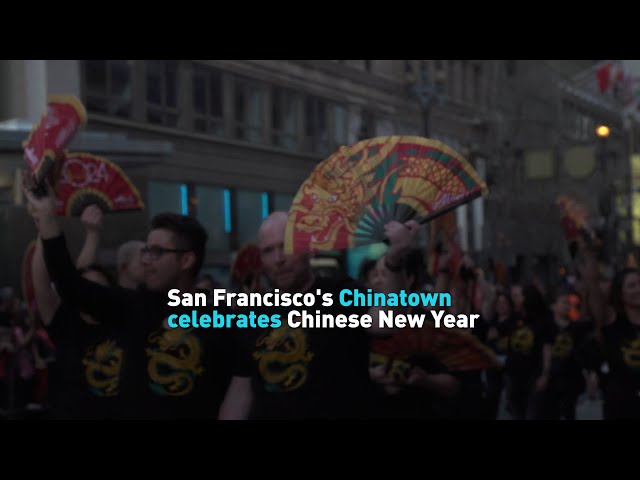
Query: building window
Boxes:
[
  {"xmin": 333, "ymin": 104, "xmax": 348, "ymax": 147},
  {"xmin": 148, "ymin": 181, "xmax": 184, "ymax": 219},
  {"xmin": 271, "ymin": 87, "xmax": 298, "ymax": 149},
  {"xmin": 83, "ymin": 60, "xmax": 133, "ymax": 118},
  {"xmin": 195, "ymin": 185, "xmax": 229, "ymax": 251},
  {"xmin": 304, "ymin": 96, "xmax": 329, "ymax": 154},
  {"xmin": 234, "ymin": 77, "xmax": 264, "ymax": 144},
  {"xmin": 434, "ymin": 60, "xmax": 446, "ymax": 94},
  {"xmin": 375, "ymin": 117, "xmax": 395, "ymax": 136},
  {"xmin": 359, "ymin": 109, "xmax": 376, "ymax": 140},
  {"xmin": 447, "ymin": 60, "xmax": 455, "ymax": 97},
  {"xmin": 524, "ymin": 149, "xmax": 555, "ymax": 180},
  {"xmin": 404, "ymin": 60, "xmax": 413, "ymax": 74},
  {"xmin": 192, "ymin": 65, "xmax": 224, "ymax": 136},
  {"xmin": 145, "ymin": 60, "xmax": 179, "ymax": 127},
  {"xmin": 273, "ymin": 192, "xmax": 295, "ymax": 213},
  {"xmin": 347, "ymin": 106, "xmax": 362, "ymax": 144},
  {"xmin": 236, "ymin": 189, "xmax": 266, "ymax": 247},
  {"xmin": 398, "ymin": 122, "xmax": 421, "ymax": 136},
  {"xmin": 461, "ymin": 61, "xmax": 468, "ymax": 103},
  {"xmin": 473, "ymin": 64, "xmax": 482, "ymax": 104}
]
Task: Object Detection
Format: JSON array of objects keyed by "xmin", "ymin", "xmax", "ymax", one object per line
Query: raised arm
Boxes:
[
  {"xmin": 76, "ymin": 205, "xmax": 103, "ymax": 269},
  {"xmin": 23, "ymin": 179, "xmax": 133, "ymax": 323},
  {"xmin": 578, "ymin": 236, "xmax": 607, "ymax": 339},
  {"xmin": 31, "ymin": 237, "xmax": 60, "ymax": 326}
]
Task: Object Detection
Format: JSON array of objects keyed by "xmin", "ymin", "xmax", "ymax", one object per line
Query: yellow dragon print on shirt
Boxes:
[
  {"xmin": 83, "ymin": 339, "xmax": 123, "ymax": 397},
  {"xmin": 253, "ymin": 327, "xmax": 314, "ymax": 392},
  {"xmin": 622, "ymin": 337, "xmax": 640, "ymax": 368},
  {"xmin": 146, "ymin": 326, "xmax": 204, "ymax": 396},
  {"xmin": 510, "ymin": 326, "xmax": 534, "ymax": 355},
  {"xmin": 552, "ymin": 332, "xmax": 574, "ymax": 359}
]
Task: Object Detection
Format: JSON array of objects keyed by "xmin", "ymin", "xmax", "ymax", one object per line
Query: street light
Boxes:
[
  {"xmin": 406, "ymin": 61, "xmax": 444, "ymax": 137},
  {"xmin": 595, "ymin": 123, "xmax": 620, "ymax": 264},
  {"xmin": 596, "ymin": 125, "xmax": 610, "ymax": 138}
]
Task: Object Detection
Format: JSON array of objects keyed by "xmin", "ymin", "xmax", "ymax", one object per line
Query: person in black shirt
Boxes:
[
  {"xmin": 574, "ymin": 236, "xmax": 640, "ymax": 419},
  {"xmin": 503, "ymin": 285, "xmax": 553, "ymax": 420},
  {"xmin": 482, "ymin": 292, "xmax": 514, "ymax": 419},
  {"xmin": 530, "ymin": 291, "xmax": 591, "ymax": 420},
  {"xmin": 599, "ymin": 268, "xmax": 640, "ymax": 419},
  {"xmin": 219, "ymin": 211, "xmax": 420, "ymax": 419},
  {"xmin": 32, "ymin": 205, "xmax": 129, "ymax": 418},
  {"xmin": 368, "ymin": 252, "xmax": 461, "ymax": 419},
  {"xmin": 34, "ymin": 250, "xmax": 126, "ymax": 419},
  {"xmin": 24, "ymin": 181, "xmax": 237, "ymax": 419}
]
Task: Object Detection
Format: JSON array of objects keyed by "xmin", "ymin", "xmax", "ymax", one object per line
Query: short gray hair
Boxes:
[{"xmin": 117, "ymin": 240, "xmax": 145, "ymax": 268}]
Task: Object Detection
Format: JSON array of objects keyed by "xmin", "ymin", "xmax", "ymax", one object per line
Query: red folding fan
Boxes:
[
  {"xmin": 54, "ymin": 152, "xmax": 144, "ymax": 216},
  {"xmin": 22, "ymin": 95, "xmax": 87, "ymax": 188},
  {"xmin": 371, "ymin": 320, "xmax": 500, "ymax": 372},
  {"xmin": 284, "ymin": 136, "xmax": 488, "ymax": 255}
]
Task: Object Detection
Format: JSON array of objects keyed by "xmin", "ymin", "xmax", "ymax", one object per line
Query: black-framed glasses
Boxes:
[{"xmin": 141, "ymin": 246, "xmax": 190, "ymax": 261}]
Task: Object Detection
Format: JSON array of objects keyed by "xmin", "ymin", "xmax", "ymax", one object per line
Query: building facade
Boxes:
[{"xmin": 0, "ymin": 59, "xmax": 631, "ymax": 289}]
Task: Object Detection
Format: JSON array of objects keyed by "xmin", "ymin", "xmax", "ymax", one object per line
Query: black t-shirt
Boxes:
[
  {"xmin": 547, "ymin": 320, "xmax": 591, "ymax": 390},
  {"xmin": 483, "ymin": 315, "xmax": 513, "ymax": 359},
  {"xmin": 370, "ymin": 317, "xmax": 459, "ymax": 420},
  {"xmin": 370, "ymin": 350, "xmax": 453, "ymax": 419},
  {"xmin": 602, "ymin": 315, "xmax": 640, "ymax": 392},
  {"xmin": 122, "ymin": 289, "xmax": 238, "ymax": 419},
  {"xmin": 505, "ymin": 313, "xmax": 554, "ymax": 381},
  {"xmin": 48, "ymin": 302, "xmax": 128, "ymax": 419},
  {"xmin": 43, "ymin": 234, "xmax": 238, "ymax": 419},
  {"xmin": 235, "ymin": 277, "xmax": 373, "ymax": 419}
]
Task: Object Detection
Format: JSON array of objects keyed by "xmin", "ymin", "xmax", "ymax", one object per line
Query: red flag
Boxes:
[{"xmin": 597, "ymin": 62, "xmax": 624, "ymax": 94}]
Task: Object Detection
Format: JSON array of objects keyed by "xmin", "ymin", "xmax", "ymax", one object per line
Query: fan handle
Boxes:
[{"xmin": 383, "ymin": 191, "xmax": 483, "ymax": 245}]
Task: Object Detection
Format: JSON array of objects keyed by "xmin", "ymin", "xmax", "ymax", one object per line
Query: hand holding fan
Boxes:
[{"xmin": 284, "ymin": 136, "xmax": 488, "ymax": 255}]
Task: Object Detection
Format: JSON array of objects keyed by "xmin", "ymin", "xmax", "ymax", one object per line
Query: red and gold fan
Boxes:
[
  {"xmin": 22, "ymin": 95, "xmax": 87, "ymax": 191},
  {"xmin": 54, "ymin": 152, "xmax": 144, "ymax": 216},
  {"xmin": 232, "ymin": 243, "xmax": 263, "ymax": 292},
  {"xmin": 21, "ymin": 240, "xmax": 38, "ymax": 320},
  {"xmin": 284, "ymin": 136, "xmax": 488, "ymax": 255},
  {"xmin": 371, "ymin": 320, "xmax": 500, "ymax": 372},
  {"xmin": 556, "ymin": 195, "xmax": 593, "ymax": 259}
]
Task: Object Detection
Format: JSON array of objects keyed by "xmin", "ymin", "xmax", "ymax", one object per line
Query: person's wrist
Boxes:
[
  {"xmin": 384, "ymin": 256, "xmax": 404, "ymax": 273},
  {"xmin": 38, "ymin": 215, "xmax": 61, "ymax": 239}
]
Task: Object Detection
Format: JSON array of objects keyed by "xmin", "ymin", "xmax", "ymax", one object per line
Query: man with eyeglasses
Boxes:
[{"xmin": 23, "ymin": 183, "xmax": 238, "ymax": 419}]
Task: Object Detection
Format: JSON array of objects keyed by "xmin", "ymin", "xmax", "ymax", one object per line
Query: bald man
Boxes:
[
  {"xmin": 219, "ymin": 211, "xmax": 419, "ymax": 419},
  {"xmin": 117, "ymin": 240, "xmax": 145, "ymax": 290}
]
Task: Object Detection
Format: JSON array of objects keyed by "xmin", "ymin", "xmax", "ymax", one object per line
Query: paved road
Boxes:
[{"xmin": 496, "ymin": 392, "xmax": 603, "ymax": 420}]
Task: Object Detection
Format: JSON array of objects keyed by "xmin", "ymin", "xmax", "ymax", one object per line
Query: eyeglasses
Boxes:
[{"xmin": 141, "ymin": 246, "xmax": 190, "ymax": 261}]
